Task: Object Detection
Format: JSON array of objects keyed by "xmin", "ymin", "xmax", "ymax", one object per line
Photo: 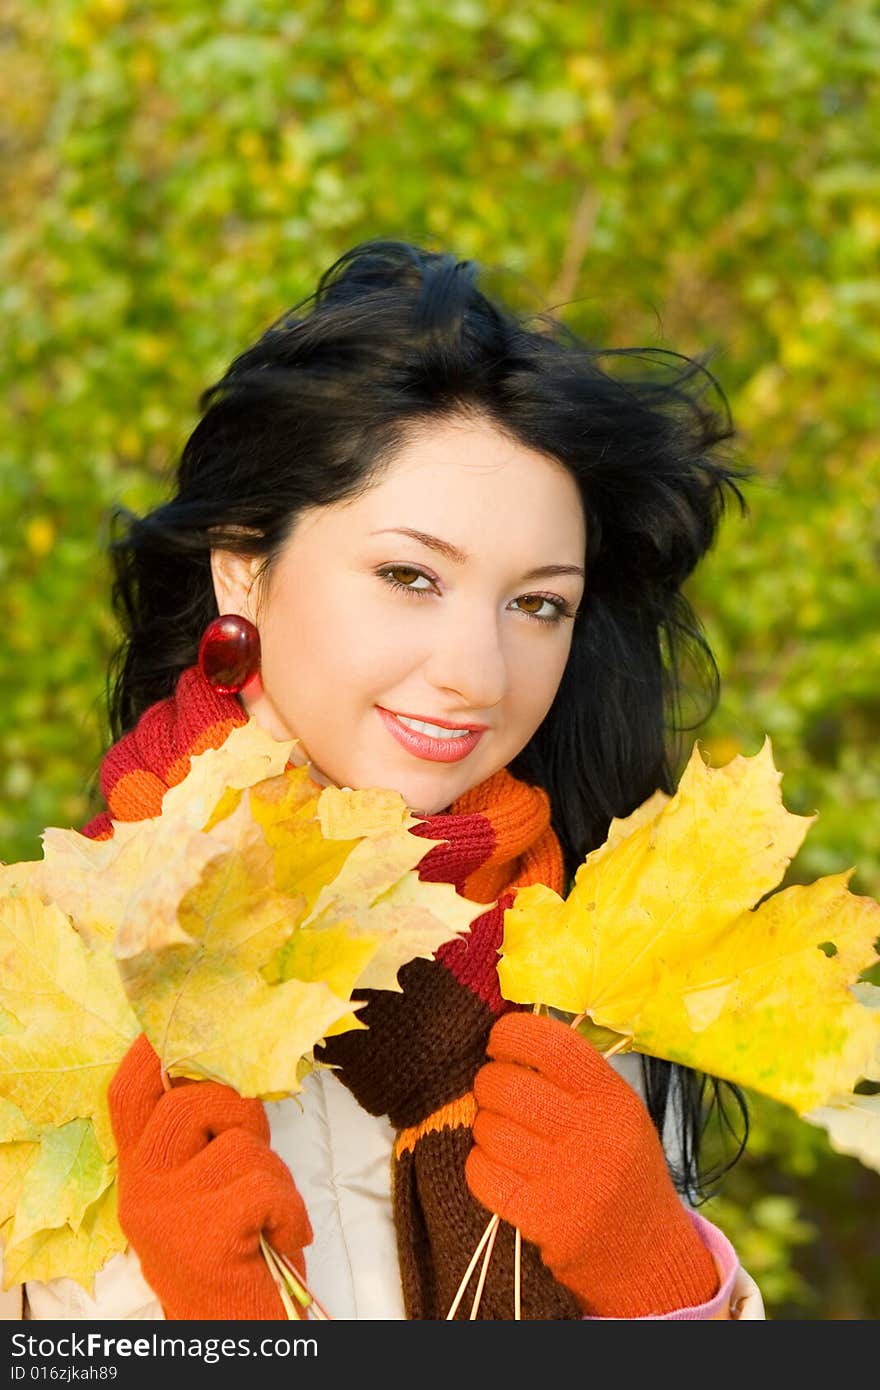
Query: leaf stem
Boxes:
[
  {"xmin": 469, "ymin": 1211, "xmax": 500, "ymax": 1319},
  {"xmin": 445, "ymin": 1213, "xmax": 500, "ymax": 1319},
  {"xmin": 260, "ymin": 1236, "xmax": 332, "ymax": 1320},
  {"xmin": 446, "ymin": 1027, "xmax": 634, "ymax": 1319},
  {"xmin": 276, "ymin": 1248, "xmax": 332, "ymax": 1321},
  {"xmin": 260, "ymin": 1236, "xmax": 299, "ymax": 1319}
]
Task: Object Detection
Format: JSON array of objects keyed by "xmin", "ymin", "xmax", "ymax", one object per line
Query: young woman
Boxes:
[{"xmin": 12, "ymin": 238, "xmax": 764, "ymax": 1320}]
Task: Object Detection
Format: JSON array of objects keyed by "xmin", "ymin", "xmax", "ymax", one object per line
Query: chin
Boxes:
[
  {"xmin": 393, "ymin": 789, "xmax": 448, "ymax": 819},
  {"xmin": 405, "ymin": 800, "xmax": 444, "ymax": 817},
  {"xmin": 361, "ymin": 761, "xmax": 476, "ymax": 817},
  {"xmin": 406, "ymin": 787, "xmax": 464, "ymax": 818}
]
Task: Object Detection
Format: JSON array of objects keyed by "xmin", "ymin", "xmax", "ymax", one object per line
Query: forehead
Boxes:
[{"xmin": 315, "ymin": 415, "xmax": 587, "ymax": 555}]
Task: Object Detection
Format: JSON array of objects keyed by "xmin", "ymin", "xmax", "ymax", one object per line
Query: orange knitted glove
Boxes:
[
  {"xmin": 108, "ymin": 1034, "xmax": 313, "ymax": 1321},
  {"xmin": 465, "ymin": 1012, "xmax": 719, "ymax": 1318}
]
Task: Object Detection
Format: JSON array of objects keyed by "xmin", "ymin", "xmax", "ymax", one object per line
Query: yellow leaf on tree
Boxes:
[{"xmin": 498, "ymin": 738, "xmax": 880, "ymax": 1121}]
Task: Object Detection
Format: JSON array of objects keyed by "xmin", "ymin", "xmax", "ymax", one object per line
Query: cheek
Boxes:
[
  {"xmin": 510, "ymin": 637, "xmax": 571, "ymax": 721},
  {"xmin": 262, "ymin": 581, "xmax": 413, "ymax": 705},
  {"xmin": 258, "ymin": 589, "xmax": 342, "ymax": 711},
  {"xmin": 331, "ymin": 594, "xmax": 428, "ymax": 692}
]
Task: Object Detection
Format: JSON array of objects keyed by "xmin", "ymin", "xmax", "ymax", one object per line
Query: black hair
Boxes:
[{"xmin": 104, "ymin": 237, "xmax": 752, "ymax": 1200}]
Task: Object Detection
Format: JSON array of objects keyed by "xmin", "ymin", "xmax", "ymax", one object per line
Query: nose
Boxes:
[{"xmin": 422, "ymin": 601, "xmax": 508, "ymax": 712}]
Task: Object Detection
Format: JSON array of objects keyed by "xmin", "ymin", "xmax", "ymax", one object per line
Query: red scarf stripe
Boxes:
[
  {"xmin": 81, "ymin": 810, "xmax": 114, "ymax": 841},
  {"xmin": 410, "ymin": 813, "xmax": 497, "ymax": 900},
  {"xmin": 101, "ymin": 716, "xmax": 243, "ymax": 823},
  {"xmin": 435, "ymin": 891, "xmax": 517, "ymax": 1012},
  {"xmin": 452, "ymin": 768, "xmax": 553, "ymax": 855},
  {"xmin": 414, "ymin": 777, "xmax": 564, "ymax": 1012}
]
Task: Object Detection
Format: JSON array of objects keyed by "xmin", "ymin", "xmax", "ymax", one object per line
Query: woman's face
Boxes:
[{"xmin": 211, "ymin": 413, "xmax": 586, "ymax": 815}]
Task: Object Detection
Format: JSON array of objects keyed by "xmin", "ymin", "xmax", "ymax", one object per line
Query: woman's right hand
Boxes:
[{"xmin": 108, "ymin": 1034, "xmax": 313, "ymax": 1321}]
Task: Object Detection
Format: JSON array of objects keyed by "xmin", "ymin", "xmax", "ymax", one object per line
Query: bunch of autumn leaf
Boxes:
[
  {"xmin": 0, "ymin": 722, "xmax": 483, "ymax": 1293},
  {"xmin": 1, "ymin": 723, "xmax": 879, "ymax": 1303},
  {"xmin": 497, "ymin": 738, "xmax": 880, "ymax": 1155},
  {"xmin": 453, "ymin": 740, "xmax": 880, "ymax": 1319}
]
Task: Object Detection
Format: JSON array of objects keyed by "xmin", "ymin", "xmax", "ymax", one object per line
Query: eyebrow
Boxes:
[{"xmin": 369, "ymin": 527, "xmax": 585, "ymax": 581}]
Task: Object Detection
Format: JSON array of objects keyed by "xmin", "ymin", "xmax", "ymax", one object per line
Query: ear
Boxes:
[{"xmin": 209, "ymin": 547, "xmax": 263, "ymax": 621}]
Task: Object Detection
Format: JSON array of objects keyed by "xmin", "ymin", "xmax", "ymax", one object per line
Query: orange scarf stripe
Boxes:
[
  {"xmin": 394, "ymin": 1092, "xmax": 477, "ymax": 1159},
  {"xmin": 106, "ymin": 716, "xmax": 244, "ymax": 822},
  {"xmin": 451, "ymin": 770, "xmax": 565, "ymax": 903},
  {"xmin": 106, "ymin": 768, "xmax": 168, "ymax": 822},
  {"xmin": 459, "ymin": 827, "xmax": 563, "ymax": 905}
]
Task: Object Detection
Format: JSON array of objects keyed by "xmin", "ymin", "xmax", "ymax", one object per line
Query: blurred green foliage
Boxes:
[{"xmin": 2, "ymin": 0, "xmax": 878, "ymax": 1318}]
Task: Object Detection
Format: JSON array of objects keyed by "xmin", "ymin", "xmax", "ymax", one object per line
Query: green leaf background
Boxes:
[{"xmin": 2, "ymin": 0, "xmax": 878, "ymax": 1317}]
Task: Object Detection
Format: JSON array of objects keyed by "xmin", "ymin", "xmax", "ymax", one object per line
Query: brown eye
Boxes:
[
  {"xmin": 517, "ymin": 595, "xmax": 545, "ymax": 614},
  {"xmin": 512, "ymin": 593, "xmax": 575, "ymax": 624},
  {"xmin": 389, "ymin": 566, "xmax": 423, "ymax": 586},
  {"xmin": 377, "ymin": 565, "xmax": 435, "ymax": 597}
]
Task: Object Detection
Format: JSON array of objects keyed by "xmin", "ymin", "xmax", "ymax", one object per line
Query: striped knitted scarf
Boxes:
[{"xmin": 84, "ymin": 666, "xmax": 582, "ymax": 1320}]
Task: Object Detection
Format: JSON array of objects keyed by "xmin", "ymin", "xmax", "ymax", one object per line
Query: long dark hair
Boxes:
[{"xmin": 103, "ymin": 237, "xmax": 752, "ymax": 1200}]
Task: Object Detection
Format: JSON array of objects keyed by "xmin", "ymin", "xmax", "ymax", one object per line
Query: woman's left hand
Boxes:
[{"xmin": 465, "ymin": 1011, "xmax": 720, "ymax": 1318}]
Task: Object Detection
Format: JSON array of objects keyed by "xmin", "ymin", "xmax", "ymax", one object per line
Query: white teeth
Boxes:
[{"xmin": 396, "ymin": 715, "xmax": 473, "ymax": 740}]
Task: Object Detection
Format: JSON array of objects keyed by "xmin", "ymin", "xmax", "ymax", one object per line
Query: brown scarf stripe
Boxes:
[
  {"xmin": 319, "ymin": 954, "xmax": 499, "ymax": 1128},
  {"xmin": 394, "ymin": 1122, "xmax": 582, "ymax": 1320}
]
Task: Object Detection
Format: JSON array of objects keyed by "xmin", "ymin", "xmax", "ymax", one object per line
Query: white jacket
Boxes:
[{"xmin": 5, "ymin": 1052, "xmax": 763, "ymax": 1321}]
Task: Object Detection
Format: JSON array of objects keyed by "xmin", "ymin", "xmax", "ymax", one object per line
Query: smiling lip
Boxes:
[
  {"xmin": 376, "ymin": 706, "xmax": 486, "ymax": 763},
  {"xmin": 385, "ymin": 708, "xmax": 489, "ymax": 732}
]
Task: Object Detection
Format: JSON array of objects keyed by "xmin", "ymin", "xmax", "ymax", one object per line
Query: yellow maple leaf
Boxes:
[
  {"xmin": 112, "ymin": 738, "xmax": 480, "ymax": 1085},
  {"xmin": 248, "ymin": 772, "xmax": 364, "ymax": 920},
  {"xmin": 632, "ymin": 874, "xmax": 880, "ymax": 1113},
  {"xmin": 0, "ymin": 721, "xmax": 300, "ymax": 949},
  {"xmin": 2, "ymin": 1184, "xmax": 124, "ymax": 1294},
  {"xmin": 804, "ymin": 1090, "xmax": 880, "ymax": 1172},
  {"xmin": 498, "ymin": 739, "xmax": 880, "ymax": 1145},
  {"xmin": 300, "ymin": 827, "xmax": 478, "ymax": 991},
  {"xmin": 7, "ymin": 1118, "xmax": 114, "ymax": 1250},
  {"xmin": 0, "ymin": 896, "xmax": 132, "ymax": 1292},
  {"xmin": 0, "ymin": 894, "xmax": 139, "ymax": 1153},
  {"xmin": 317, "ymin": 784, "xmax": 420, "ymax": 838},
  {"xmin": 0, "ymin": 1099, "xmax": 39, "ymax": 1237},
  {"xmin": 266, "ymin": 922, "xmax": 381, "ymax": 1039},
  {"xmin": 114, "ymin": 837, "xmax": 358, "ymax": 1094}
]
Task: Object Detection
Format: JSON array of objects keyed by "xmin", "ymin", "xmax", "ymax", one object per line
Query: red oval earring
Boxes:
[{"xmin": 198, "ymin": 614, "xmax": 261, "ymax": 694}]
